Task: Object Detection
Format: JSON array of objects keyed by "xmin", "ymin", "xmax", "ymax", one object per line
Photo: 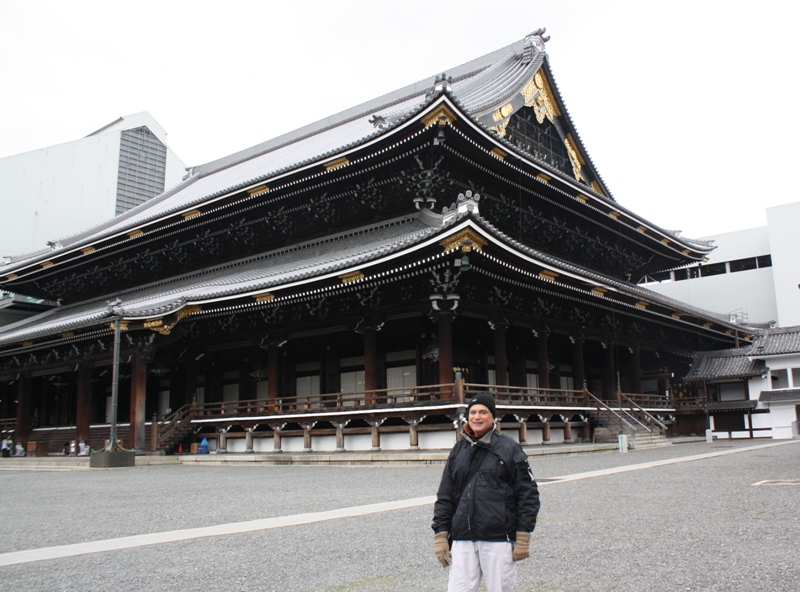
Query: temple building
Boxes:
[{"xmin": 0, "ymin": 30, "xmax": 784, "ymax": 455}]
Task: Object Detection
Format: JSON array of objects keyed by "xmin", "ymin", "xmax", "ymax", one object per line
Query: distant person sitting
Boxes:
[
  {"xmin": 77, "ymin": 441, "xmax": 91, "ymax": 456},
  {"xmin": 12, "ymin": 443, "xmax": 25, "ymax": 457},
  {"xmin": 1, "ymin": 437, "xmax": 9, "ymax": 458}
]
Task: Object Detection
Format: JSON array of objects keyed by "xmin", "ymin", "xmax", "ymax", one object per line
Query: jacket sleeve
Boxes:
[
  {"xmin": 431, "ymin": 446, "xmax": 458, "ymax": 534},
  {"xmin": 511, "ymin": 445, "xmax": 540, "ymax": 533}
]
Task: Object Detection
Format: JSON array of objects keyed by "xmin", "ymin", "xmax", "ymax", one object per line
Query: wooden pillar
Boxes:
[
  {"xmin": 334, "ymin": 420, "xmax": 349, "ymax": 452},
  {"xmin": 15, "ymin": 373, "xmax": 31, "ymax": 448},
  {"xmin": 541, "ymin": 415, "xmax": 551, "ymax": 445},
  {"xmin": 270, "ymin": 422, "xmax": 284, "ymax": 453},
  {"xmin": 1, "ymin": 382, "xmax": 10, "ymax": 421},
  {"xmin": 150, "ymin": 412, "xmax": 158, "ymax": 452},
  {"xmin": 244, "ymin": 427, "xmax": 257, "ymax": 453},
  {"xmin": 184, "ymin": 361, "xmax": 198, "ymax": 406},
  {"xmin": 437, "ymin": 313, "xmax": 454, "ymax": 390},
  {"xmin": 369, "ymin": 419, "xmax": 383, "ymax": 451},
  {"xmin": 572, "ymin": 336, "xmax": 585, "ymax": 391},
  {"xmin": 239, "ymin": 356, "xmax": 257, "ymax": 402},
  {"xmin": 364, "ymin": 325, "xmax": 378, "ymax": 405},
  {"xmin": 218, "ymin": 428, "xmax": 228, "ymax": 453},
  {"xmin": 536, "ymin": 329, "xmax": 550, "ymax": 390},
  {"xmin": 516, "ymin": 414, "xmax": 528, "ymax": 445},
  {"xmin": 129, "ymin": 354, "xmax": 148, "ymax": 450},
  {"xmin": 492, "ymin": 319, "xmax": 508, "ymax": 387},
  {"xmin": 407, "ymin": 418, "xmax": 420, "ymax": 450},
  {"xmin": 632, "ymin": 346, "xmax": 643, "ymax": 394},
  {"xmin": 604, "ymin": 343, "xmax": 617, "ymax": 402},
  {"xmin": 76, "ymin": 365, "xmax": 92, "ymax": 444},
  {"xmin": 268, "ymin": 342, "xmax": 281, "ymax": 408},
  {"xmin": 301, "ymin": 422, "xmax": 315, "ymax": 452},
  {"xmin": 563, "ymin": 416, "xmax": 573, "ymax": 443}
]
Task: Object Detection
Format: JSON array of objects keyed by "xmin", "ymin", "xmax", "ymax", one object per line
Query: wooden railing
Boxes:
[
  {"xmin": 619, "ymin": 393, "xmax": 668, "ymax": 434},
  {"xmin": 0, "ymin": 418, "xmax": 15, "ymax": 434},
  {"xmin": 464, "ymin": 384, "xmax": 587, "ymax": 407},
  {"xmin": 619, "ymin": 393, "xmax": 673, "ymax": 409},
  {"xmin": 157, "ymin": 403, "xmax": 196, "ymax": 447},
  {"xmin": 585, "ymin": 390, "xmax": 636, "ymax": 436}
]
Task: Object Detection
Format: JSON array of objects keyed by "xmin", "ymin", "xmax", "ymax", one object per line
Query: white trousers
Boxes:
[{"xmin": 447, "ymin": 540, "xmax": 517, "ymax": 592}]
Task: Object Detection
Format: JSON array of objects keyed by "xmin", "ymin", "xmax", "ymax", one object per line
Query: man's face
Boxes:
[{"xmin": 468, "ymin": 404, "xmax": 494, "ymax": 436}]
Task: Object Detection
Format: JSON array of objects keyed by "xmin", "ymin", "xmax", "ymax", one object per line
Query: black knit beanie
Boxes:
[{"xmin": 466, "ymin": 393, "xmax": 496, "ymax": 418}]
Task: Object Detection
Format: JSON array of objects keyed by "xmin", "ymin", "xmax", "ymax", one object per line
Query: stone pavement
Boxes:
[{"xmin": 0, "ymin": 438, "xmax": 798, "ymax": 591}]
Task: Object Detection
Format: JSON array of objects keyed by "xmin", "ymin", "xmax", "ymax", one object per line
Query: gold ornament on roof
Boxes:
[
  {"xmin": 563, "ymin": 135, "xmax": 584, "ymax": 181},
  {"xmin": 521, "ymin": 71, "xmax": 560, "ymax": 124},
  {"xmin": 421, "ymin": 104, "xmax": 457, "ymax": 128},
  {"xmin": 439, "ymin": 228, "xmax": 487, "ymax": 253}
]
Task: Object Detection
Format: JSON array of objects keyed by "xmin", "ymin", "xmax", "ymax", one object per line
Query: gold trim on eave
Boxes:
[
  {"xmin": 22, "ymin": 341, "xmax": 33, "ymax": 347},
  {"xmin": 253, "ymin": 292, "xmax": 275, "ymax": 302},
  {"xmin": 324, "ymin": 157, "xmax": 349, "ymax": 171},
  {"xmin": 591, "ymin": 287, "xmax": 607, "ymax": 297},
  {"xmin": 575, "ymin": 194, "xmax": 588, "ymax": 204},
  {"xmin": 539, "ymin": 270, "xmax": 559, "ymax": 281},
  {"xmin": 536, "ymin": 173, "xmax": 551, "ymax": 184},
  {"xmin": 128, "ymin": 230, "xmax": 144, "ymax": 239},
  {"xmin": 247, "ymin": 185, "xmax": 269, "ymax": 197},
  {"xmin": 60, "ymin": 332, "xmax": 74, "ymax": 339},
  {"xmin": 108, "ymin": 321, "xmax": 129, "ymax": 331},
  {"xmin": 41, "ymin": 261, "xmax": 53, "ymax": 269},
  {"xmin": 703, "ymin": 322, "xmax": 713, "ymax": 329},
  {"xmin": 490, "ymin": 147, "xmax": 507, "ymax": 160},
  {"xmin": 636, "ymin": 226, "xmax": 647, "ymax": 233},
  {"xmin": 439, "ymin": 229, "xmax": 487, "ymax": 253},
  {"xmin": 672, "ymin": 313, "xmax": 682, "ymax": 319},
  {"xmin": 635, "ymin": 301, "xmax": 648, "ymax": 310},
  {"xmin": 182, "ymin": 209, "xmax": 201, "ymax": 220},
  {"xmin": 176, "ymin": 305, "xmax": 202, "ymax": 320},
  {"xmin": 81, "ymin": 247, "xmax": 95, "ymax": 255},
  {"xmin": 6, "ymin": 274, "xmax": 18, "ymax": 280},
  {"xmin": 421, "ymin": 104, "xmax": 457, "ymax": 128},
  {"xmin": 608, "ymin": 211, "xmax": 620, "ymax": 220},
  {"xmin": 339, "ymin": 271, "xmax": 365, "ymax": 284}
]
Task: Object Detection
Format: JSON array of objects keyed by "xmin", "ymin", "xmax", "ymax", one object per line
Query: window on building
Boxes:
[
  {"xmin": 296, "ymin": 375, "xmax": 321, "ymax": 404},
  {"xmin": 756, "ymin": 255, "xmax": 772, "ymax": 268},
  {"xmin": 387, "ymin": 365, "xmax": 416, "ymax": 397},
  {"xmin": 771, "ymin": 369, "xmax": 789, "ymax": 389},
  {"xmin": 699, "ymin": 262, "xmax": 726, "ymax": 277},
  {"xmin": 340, "ymin": 370, "xmax": 365, "ymax": 393},
  {"xmin": 730, "ymin": 257, "xmax": 758, "ymax": 272}
]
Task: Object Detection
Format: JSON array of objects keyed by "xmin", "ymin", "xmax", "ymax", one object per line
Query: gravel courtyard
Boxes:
[{"xmin": 0, "ymin": 439, "xmax": 798, "ymax": 591}]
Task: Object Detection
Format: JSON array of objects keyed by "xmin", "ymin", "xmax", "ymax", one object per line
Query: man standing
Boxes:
[{"xmin": 432, "ymin": 393, "xmax": 540, "ymax": 592}]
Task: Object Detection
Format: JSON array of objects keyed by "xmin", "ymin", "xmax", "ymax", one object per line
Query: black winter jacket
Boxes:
[{"xmin": 432, "ymin": 429, "xmax": 540, "ymax": 542}]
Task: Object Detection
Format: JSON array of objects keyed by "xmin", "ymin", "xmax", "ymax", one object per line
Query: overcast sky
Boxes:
[{"xmin": 1, "ymin": 0, "xmax": 797, "ymax": 240}]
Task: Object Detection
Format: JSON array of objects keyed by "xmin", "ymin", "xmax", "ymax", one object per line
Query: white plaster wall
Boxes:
[
  {"xmin": 0, "ymin": 112, "xmax": 187, "ymax": 259},
  {"xmin": 644, "ymin": 227, "xmax": 778, "ymax": 324},
  {"xmin": 769, "ymin": 405, "xmax": 798, "ymax": 439},
  {"xmin": 767, "ymin": 202, "xmax": 800, "ymax": 327},
  {"xmin": 645, "ymin": 268, "xmax": 777, "ymax": 325},
  {"xmin": 0, "ymin": 135, "xmax": 121, "ymax": 258}
]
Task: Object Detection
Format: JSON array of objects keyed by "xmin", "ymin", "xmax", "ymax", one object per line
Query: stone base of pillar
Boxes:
[
  {"xmin": 371, "ymin": 446, "xmax": 381, "ymax": 452},
  {"xmin": 303, "ymin": 448, "xmax": 312, "ymax": 453},
  {"xmin": 409, "ymin": 445, "xmax": 420, "ymax": 451},
  {"xmin": 244, "ymin": 448, "xmax": 254, "ymax": 453}
]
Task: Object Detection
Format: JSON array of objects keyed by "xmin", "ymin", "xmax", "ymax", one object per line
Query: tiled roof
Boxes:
[
  {"xmin": 707, "ymin": 400, "xmax": 758, "ymax": 412},
  {"xmin": 683, "ymin": 348, "xmax": 766, "ymax": 381},
  {"xmin": 758, "ymin": 389, "xmax": 800, "ymax": 403}
]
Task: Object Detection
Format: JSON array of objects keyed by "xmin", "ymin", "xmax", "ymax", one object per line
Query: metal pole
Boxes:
[{"xmin": 107, "ymin": 317, "xmax": 122, "ymax": 451}]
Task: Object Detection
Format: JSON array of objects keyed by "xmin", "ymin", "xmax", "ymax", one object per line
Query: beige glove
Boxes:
[
  {"xmin": 434, "ymin": 531, "xmax": 451, "ymax": 567},
  {"xmin": 513, "ymin": 532, "xmax": 530, "ymax": 561}
]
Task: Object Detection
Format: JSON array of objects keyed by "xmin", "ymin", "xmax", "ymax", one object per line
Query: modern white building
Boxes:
[
  {"xmin": 0, "ymin": 112, "xmax": 187, "ymax": 261},
  {"xmin": 641, "ymin": 200, "xmax": 800, "ymax": 329},
  {"xmin": 650, "ymin": 200, "xmax": 800, "ymax": 439}
]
